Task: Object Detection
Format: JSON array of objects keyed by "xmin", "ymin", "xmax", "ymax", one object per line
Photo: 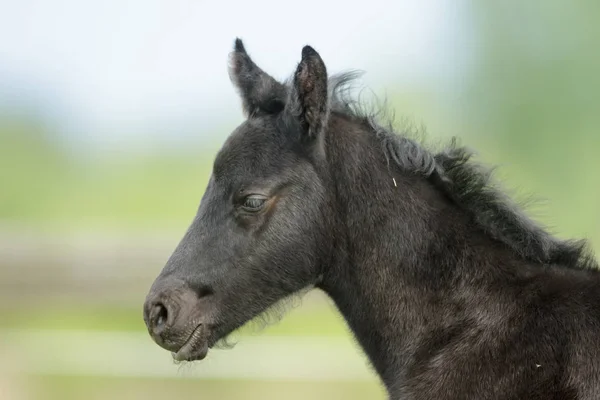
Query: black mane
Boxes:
[{"xmin": 324, "ymin": 71, "xmax": 598, "ymax": 270}]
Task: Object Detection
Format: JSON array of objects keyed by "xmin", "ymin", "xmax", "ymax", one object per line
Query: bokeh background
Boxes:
[{"xmin": 1, "ymin": 1, "xmax": 599, "ymax": 399}]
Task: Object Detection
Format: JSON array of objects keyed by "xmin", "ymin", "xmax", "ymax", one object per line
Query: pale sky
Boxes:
[{"xmin": 0, "ymin": 0, "xmax": 471, "ymax": 149}]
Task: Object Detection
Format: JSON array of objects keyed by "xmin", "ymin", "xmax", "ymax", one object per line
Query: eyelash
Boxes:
[{"xmin": 241, "ymin": 195, "xmax": 267, "ymax": 212}]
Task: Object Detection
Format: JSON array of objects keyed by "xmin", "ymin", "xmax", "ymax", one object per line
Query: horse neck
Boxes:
[{"xmin": 320, "ymin": 114, "xmax": 510, "ymax": 388}]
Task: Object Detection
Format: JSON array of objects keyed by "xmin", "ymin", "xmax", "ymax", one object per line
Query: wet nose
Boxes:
[{"xmin": 143, "ymin": 298, "xmax": 172, "ymax": 339}]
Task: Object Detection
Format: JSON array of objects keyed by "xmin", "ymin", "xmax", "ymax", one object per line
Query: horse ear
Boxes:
[
  {"xmin": 228, "ymin": 38, "xmax": 286, "ymax": 117},
  {"xmin": 288, "ymin": 45, "xmax": 330, "ymax": 139}
]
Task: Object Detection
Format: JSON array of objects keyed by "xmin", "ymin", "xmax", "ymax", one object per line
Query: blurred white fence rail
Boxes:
[
  {"xmin": 0, "ymin": 227, "xmax": 187, "ymax": 305},
  {"xmin": 0, "ymin": 329, "xmax": 377, "ymax": 382}
]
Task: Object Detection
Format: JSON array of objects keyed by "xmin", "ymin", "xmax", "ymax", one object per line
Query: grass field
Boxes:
[
  {"xmin": 0, "ymin": 295, "xmax": 387, "ymax": 400},
  {"xmin": 26, "ymin": 376, "xmax": 386, "ymax": 400}
]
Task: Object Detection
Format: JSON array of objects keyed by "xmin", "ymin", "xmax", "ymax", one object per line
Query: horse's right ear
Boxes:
[
  {"xmin": 228, "ymin": 38, "xmax": 286, "ymax": 117},
  {"xmin": 286, "ymin": 45, "xmax": 330, "ymax": 141}
]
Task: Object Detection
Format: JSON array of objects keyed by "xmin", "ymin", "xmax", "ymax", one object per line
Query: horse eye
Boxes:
[{"xmin": 241, "ymin": 195, "xmax": 267, "ymax": 212}]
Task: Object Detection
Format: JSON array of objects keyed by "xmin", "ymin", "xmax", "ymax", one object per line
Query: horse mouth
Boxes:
[{"xmin": 172, "ymin": 324, "xmax": 211, "ymax": 362}]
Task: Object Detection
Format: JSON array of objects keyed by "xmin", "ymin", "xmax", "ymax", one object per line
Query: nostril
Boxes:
[
  {"xmin": 156, "ymin": 305, "xmax": 167, "ymax": 328},
  {"xmin": 150, "ymin": 303, "xmax": 169, "ymax": 334}
]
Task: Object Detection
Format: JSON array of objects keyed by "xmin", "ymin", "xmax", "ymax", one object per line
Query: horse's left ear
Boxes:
[
  {"xmin": 229, "ymin": 38, "xmax": 286, "ymax": 117},
  {"xmin": 288, "ymin": 46, "xmax": 329, "ymax": 140}
]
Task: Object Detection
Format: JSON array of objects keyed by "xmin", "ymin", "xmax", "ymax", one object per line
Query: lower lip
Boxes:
[{"xmin": 172, "ymin": 324, "xmax": 209, "ymax": 362}]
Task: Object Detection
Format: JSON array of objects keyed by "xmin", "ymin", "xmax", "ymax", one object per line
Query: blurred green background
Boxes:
[{"xmin": 0, "ymin": 1, "xmax": 598, "ymax": 399}]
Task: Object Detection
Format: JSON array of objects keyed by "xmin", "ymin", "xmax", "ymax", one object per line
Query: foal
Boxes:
[{"xmin": 144, "ymin": 39, "xmax": 599, "ymax": 399}]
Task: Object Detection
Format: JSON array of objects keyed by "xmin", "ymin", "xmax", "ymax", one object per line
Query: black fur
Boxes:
[{"xmin": 144, "ymin": 39, "xmax": 600, "ymax": 400}]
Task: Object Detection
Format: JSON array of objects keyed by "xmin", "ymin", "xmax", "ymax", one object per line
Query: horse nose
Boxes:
[{"xmin": 143, "ymin": 298, "xmax": 172, "ymax": 339}]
